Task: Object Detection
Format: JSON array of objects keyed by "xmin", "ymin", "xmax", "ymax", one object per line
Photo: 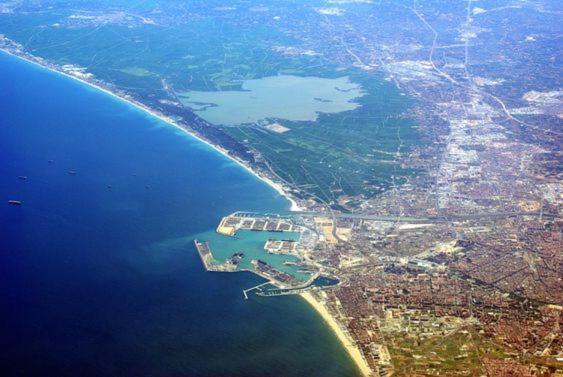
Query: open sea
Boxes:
[{"xmin": 0, "ymin": 52, "xmax": 359, "ymax": 377}]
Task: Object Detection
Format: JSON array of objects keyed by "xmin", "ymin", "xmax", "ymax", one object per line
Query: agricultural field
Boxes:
[{"xmin": 0, "ymin": 0, "xmax": 423, "ymax": 206}]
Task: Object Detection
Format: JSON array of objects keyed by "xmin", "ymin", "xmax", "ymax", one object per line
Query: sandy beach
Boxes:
[
  {"xmin": 300, "ymin": 291, "xmax": 372, "ymax": 377},
  {"xmin": 0, "ymin": 48, "xmax": 302, "ymax": 212},
  {"xmin": 2, "ymin": 46, "xmax": 379, "ymax": 373}
]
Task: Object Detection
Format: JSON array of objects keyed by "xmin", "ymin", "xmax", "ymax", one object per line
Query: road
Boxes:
[{"xmin": 290, "ymin": 211, "xmax": 557, "ymax": 223}]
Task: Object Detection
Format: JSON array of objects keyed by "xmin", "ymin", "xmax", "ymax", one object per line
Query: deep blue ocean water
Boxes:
[{"xmin": 0, "ymin": 52, "xmax": 358, "ymax": 377}]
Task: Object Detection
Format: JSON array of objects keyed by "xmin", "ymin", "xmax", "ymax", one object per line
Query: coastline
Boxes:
[
  {"xmin": 300, "ymin": 291, "xmax": 372, "ymax": 377},
  {"xmin": 0, "ymin": 46, "xmax": 377, "ymax": 373},
  {"xmin": 0, "ymin": 48, "xmax": 302, "ymax": 212}
]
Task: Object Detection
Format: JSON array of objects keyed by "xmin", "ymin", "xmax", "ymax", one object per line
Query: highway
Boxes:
[{"xmin": 289, "ymin": 211, "xmax": 557, "ymax": 223}]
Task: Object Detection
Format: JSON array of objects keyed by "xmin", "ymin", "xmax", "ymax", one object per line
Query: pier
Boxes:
[
  {"xmin": 194, "ymin": 240, "xmax": 214, "ymax": 271},
  {"xmin": 243, "ymin": 282, "xmax": 270, "ymax": 299},
  {"xmin": 256, "ymin": 286, "xmax": 313, "ymax": 297}
]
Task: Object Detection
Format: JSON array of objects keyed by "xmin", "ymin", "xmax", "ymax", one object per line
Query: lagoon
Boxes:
[{"xmin": 178, "ymin": 75, "xmax": 365, "ymax": 125}]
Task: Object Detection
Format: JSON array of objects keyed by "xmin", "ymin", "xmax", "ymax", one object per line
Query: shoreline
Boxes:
[
  {"xmin": 0, "ymin": 48, "xmax": 302, "ymax": 212},
  {"xmin": 1, "ymin": 46, "xmax": 376, "ymax": 372},
  {"xmin": 300, "ymin": 291, "xmax": 372, "ymax": 377}
]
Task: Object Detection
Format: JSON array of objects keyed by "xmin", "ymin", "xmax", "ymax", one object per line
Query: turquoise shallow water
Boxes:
[
  {"xmin": 196, "ymin": 229, "xmax": 310, "ymax": 281},
  {"xmin": 0, "ymin": 52, "xmax": 359, "ymax": 377}
]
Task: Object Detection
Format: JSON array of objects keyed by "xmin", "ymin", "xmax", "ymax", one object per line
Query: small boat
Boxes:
[
  {"xmin": 68, "ymin": 170, "xmax": 77, "ymax": 175},
  {"xmin": 18, "ymin": 176, "xmax": 27, "ymax": 180},
  {"xmin": 8, "ymin": 200, "xmax": 22, "ymax": 205},
  {"xmin": 48, "ymin": 160, "xmax": 54, "ymax": 164}
]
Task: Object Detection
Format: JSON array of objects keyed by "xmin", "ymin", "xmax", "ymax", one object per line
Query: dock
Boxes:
[
  {"xmin": 194, "ymin": 239, "xmax": 214, "ymax": 271},
  {"xmin": 256, "ymin": 286, "xmax": 313, "ymax": 297},
  {"xmin": 242, "ymin": 282, "xmax": 270, "ymax": 299},
  {"xmin": 216, "ymin": 212, "xmax": 302, "ymax": 237}
]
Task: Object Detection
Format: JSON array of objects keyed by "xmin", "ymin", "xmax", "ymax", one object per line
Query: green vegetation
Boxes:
[
  {"xmin": 224, "ymin": 72, "xmax": 420, "ymax": 204},
  {"xmin": 0, "ymin": 3, "xmax": 424, "ymax": 205},
  {"xmin": 387, "ymin": 329, "xmax": 508, "ymax": 376}
]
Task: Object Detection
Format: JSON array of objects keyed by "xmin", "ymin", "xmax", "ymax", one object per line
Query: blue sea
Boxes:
[{"xmin": 0, "ymin": 52, "xmax": 358, "ymax": 377}]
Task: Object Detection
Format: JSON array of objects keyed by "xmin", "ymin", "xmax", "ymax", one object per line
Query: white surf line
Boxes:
[{"xmin": 0, "ymin": 48, "xmax": 303, "ymax": 212}]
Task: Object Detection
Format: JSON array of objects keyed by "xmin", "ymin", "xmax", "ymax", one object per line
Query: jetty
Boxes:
[
  {"xmin": 242, "ymin": 282, "xmax": 270, "ymax": 299},
  {"xmin": 256, "ymin": 286, "xmax": 312, "ymax": 297},
  {"xmin": 193, "ymin": 240, "xmax": 241, "ymax": 272},
  {"xmin": 194, "ymin": 240, "xmax": 214, "ymax": 271}
]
